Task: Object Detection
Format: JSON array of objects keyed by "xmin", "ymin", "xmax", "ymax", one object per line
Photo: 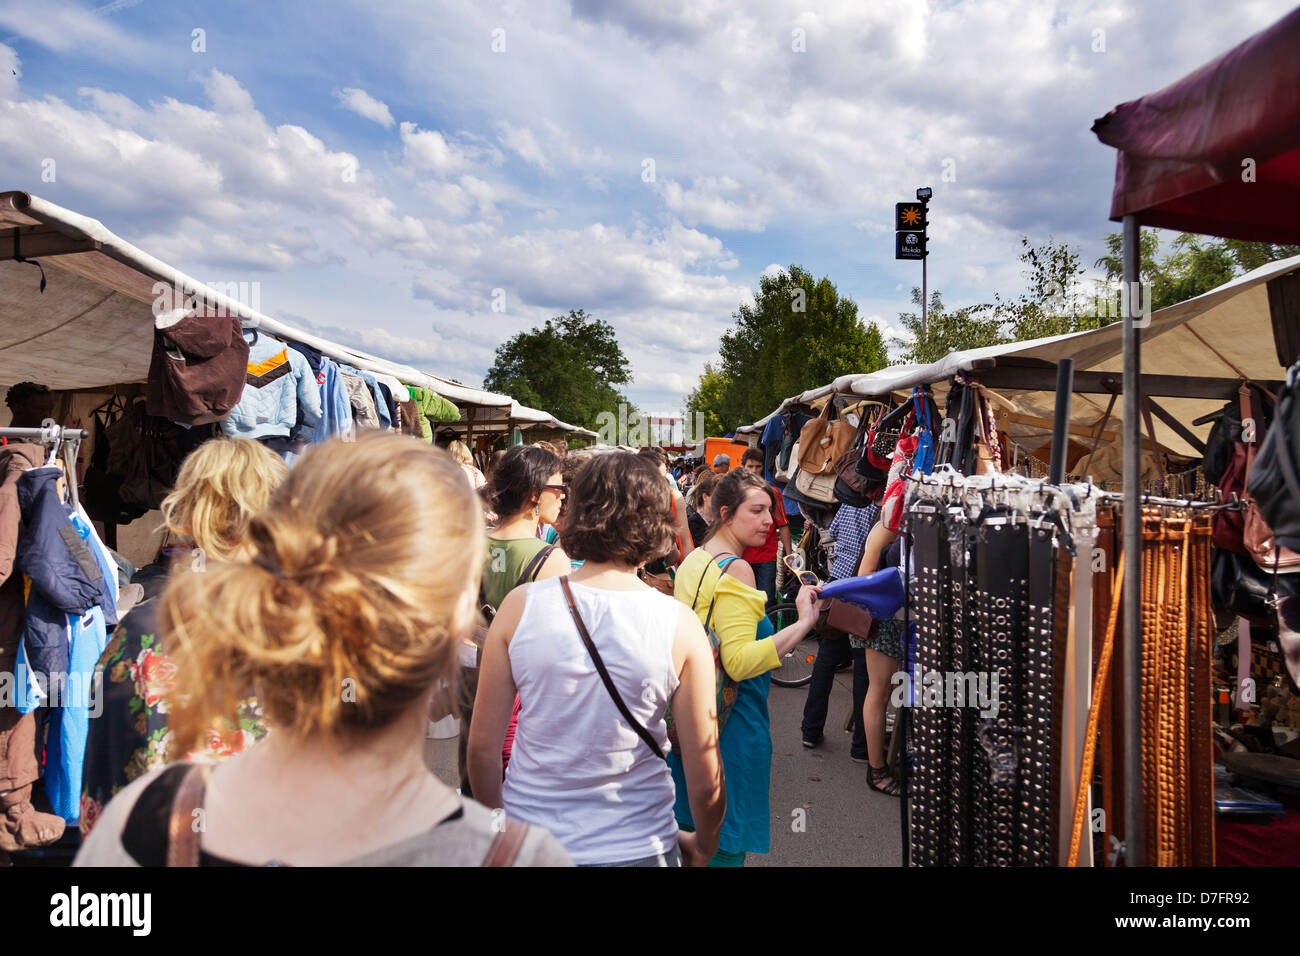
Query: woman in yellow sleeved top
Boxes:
[{"xmin": 669, "ymin": 468, "xmax": 820, "ymax": 866}]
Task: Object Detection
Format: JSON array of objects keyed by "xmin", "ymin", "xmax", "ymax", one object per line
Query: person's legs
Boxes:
[
  {"xmin": 850, "ymin": 645, "xmax": 870, "ymax": 761},
  {"xmin": 800, "ymin": 636, "xmax": 848, "ymax": 744},
  {"xmin": 863, "ymin": 648, "xmax": 901, "ymax": 790}
]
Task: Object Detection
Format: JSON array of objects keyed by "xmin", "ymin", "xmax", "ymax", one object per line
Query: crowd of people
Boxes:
[{"xmin": 46, "ymin": 429, "xmax": 912, "ymax": 867}]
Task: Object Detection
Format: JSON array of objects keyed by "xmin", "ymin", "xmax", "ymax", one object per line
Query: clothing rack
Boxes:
[{"xmin": 0, "ymin": 424, "xmax": 88, "ymax": 513}]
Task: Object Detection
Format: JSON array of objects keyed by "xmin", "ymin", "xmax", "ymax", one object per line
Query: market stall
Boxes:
[{"xmin": 1094, "ymin": 6, "xmax": 1300, "ymax": 867}]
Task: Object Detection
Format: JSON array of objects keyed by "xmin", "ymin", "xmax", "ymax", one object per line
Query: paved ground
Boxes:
[
  {"xmin": 427, "ymin": 664, "xmax": 904, "ymax": 867},
  {"xmin": 756, "ymin": 668, "xmax": 903, "ymax": 867}
]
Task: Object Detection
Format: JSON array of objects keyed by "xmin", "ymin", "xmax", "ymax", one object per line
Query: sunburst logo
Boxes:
[{"xmin": 900, "ymin": 205, "xmax": 922, "ymax": 226}]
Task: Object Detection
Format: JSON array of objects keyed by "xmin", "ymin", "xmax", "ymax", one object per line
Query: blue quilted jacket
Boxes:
[{"xmin": 221, "ymin": 331, "xmax": 322, "ymax": 440}]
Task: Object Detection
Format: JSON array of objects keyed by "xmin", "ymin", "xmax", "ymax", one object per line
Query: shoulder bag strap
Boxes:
[
  {"xmin": 517, "ymin": 544, "xmax": 556, "ymax": 587},
  {"xmin": 703, "ymin": 555, "xmax": 741, "ymax": 632},
  {"xmin": 558, "ymin": 576, "xmax": 666, "ymax": 761},
  {"xmin": 482, "ymin": 818, "xmax": 532, "ymax": 867},
  {"xmin": 166, "ymin": 764, "xmax": 210, "ymax": 867}
]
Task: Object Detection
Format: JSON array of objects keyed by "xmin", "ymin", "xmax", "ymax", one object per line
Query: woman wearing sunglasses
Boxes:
[{"xmin": 460, "ymin": 446, "xmax": 571, "ymax": 794}]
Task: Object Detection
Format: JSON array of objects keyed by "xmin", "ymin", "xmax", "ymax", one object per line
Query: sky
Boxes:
[{"xmin": 0, "ymin": 0, "xmax": 1293, "ymax": 418}]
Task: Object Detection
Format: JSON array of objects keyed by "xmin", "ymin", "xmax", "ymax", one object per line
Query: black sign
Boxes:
[
  {"xmin": 896, "ymin": 230, "xmax": 926, "ymax": 260},
  {"xmin": 895, "ymin": 203, "xmax": 926, "ymax": 231}
]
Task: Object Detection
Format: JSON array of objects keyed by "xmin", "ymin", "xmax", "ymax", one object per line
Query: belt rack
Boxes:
[{"xmin": 904, "ymin": 471, "xmax": 1097, "ymax": 866}]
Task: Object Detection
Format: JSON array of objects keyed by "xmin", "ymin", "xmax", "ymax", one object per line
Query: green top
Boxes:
[{"xmin": 483, "ymin": 536, "xmax": 549, "ymax": 609}]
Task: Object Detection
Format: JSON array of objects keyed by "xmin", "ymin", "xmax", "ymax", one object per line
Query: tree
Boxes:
[
  {"xmin": 684, "ymin": 362, "xmax": 730, "ymax": 439},
  {"xmin": 690, "ymin": 265, "xmax": 888, "ymax": 430},
  {"xmin": 896, "ymin": 288, "xmax": 1006, "ymax": 365},
  {"xmin": 1094, "ymin": 232, "xmax": 1300, "ymax": 311},
  {"xmin": 483, "ymin": 309, "xmax": 634, "ymax": 431}
]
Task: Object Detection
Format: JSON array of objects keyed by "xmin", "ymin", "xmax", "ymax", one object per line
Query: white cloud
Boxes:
[
  {"xmin": 335, "ymin": 87, "xmax": 394, "ymax": 128},
  {"xmin": 660, "ymin": 176, "xmax": 769, "ymax": 232},
  {"xmin": 496, "ymin": 122, "xmax": 549, "ymax": 171},
  {"xmin": 0, "ymin": 0, "xmax": 150, "ymax": 60},
  {"xmin": 399, "ymin": 122, "xmax": 474, "ymax": 175}
]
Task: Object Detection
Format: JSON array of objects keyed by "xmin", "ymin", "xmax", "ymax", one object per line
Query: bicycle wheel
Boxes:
[{"xmin": 768, "ymin": 602, "xmax": 819, "ymax": 688}]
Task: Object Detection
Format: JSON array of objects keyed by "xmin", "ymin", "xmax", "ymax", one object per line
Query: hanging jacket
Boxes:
[
  {"xmin": 146, "ymin": 311, "xmax": 250, "ymax": 426},
  {"xmin": 398, "ymin": 397, "xmax": 426, "ymax": 440},
  {"xmin": 409, "ymin": 386, "xmax": 461, "ymax": 440},
  {"xmin": 15, "ymin": 466, "xmax": 114, "ymax": 682},
  {"xmin": 220, "ymin": 331, "xmax": 322, "ymax": 441},
  {"xmin": 339, "ymin": 367, "xmax": 382, "ymax": 430},
  {"xmin": 0, "ymin": 443, "xmax": 43, "ymax": 661},
  {"xmin": 315, "ymin": 356, "xmax": 355, "ymax": 442}
]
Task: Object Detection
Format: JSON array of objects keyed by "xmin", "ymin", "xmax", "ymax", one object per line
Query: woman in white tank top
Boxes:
[{"xmin": 469, "ymin": 453, "xmax": 725, "ymax": 866}]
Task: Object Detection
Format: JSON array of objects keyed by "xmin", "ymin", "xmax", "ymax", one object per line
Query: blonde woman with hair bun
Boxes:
[
  {"xmin": 75, "ymin": 433, "xmax": 571, "ymax": 867},
  {"xmin": 80, "ymin": 437, "xmax": 287, "ymax": 838}
]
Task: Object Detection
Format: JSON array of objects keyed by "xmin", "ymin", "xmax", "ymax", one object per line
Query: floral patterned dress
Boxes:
[{"xmin": 79, "ymin": 599, "xmax": 267, "ymax": 836}]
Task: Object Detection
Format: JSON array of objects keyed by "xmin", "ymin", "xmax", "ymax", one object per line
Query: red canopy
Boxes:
[{"xmin": 1092, "ymin": 7, "xmax": 1300, "ymax": 243}]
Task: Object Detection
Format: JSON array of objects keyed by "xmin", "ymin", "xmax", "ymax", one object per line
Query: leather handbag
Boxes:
[
  {"xmin": 833, "ymin": 408, "xmax": 873, "ymax": 506},
  {"xmin": 638, "ymin": 567, "xmax": 676, "ymax": 595},
  {"xmin": 797, "ymin": 399, "xmax": 854, "ymax": 476},
  {"xmin": 1248, "ymin": 360, "xmax": 1300, "ymax": 556},
  {"xmin": 775, "ymin": 439, "xmax": 799, "ymax": 483},
  {"xmin": 794, "ymin": 462, "xmax": 839, "ymax": 504},
  {"xmin": 816, "ymin": 596, "xmax": 874, "ymax": 640},
  {"xmin": 1210, "ymin": 548, "xmax": 1300, "ymax": 623}
]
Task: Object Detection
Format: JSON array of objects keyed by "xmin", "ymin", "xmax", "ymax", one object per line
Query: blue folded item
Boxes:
[{"xmin": 818, "ymin": 567, "xmax": 905, "ymax": 619}]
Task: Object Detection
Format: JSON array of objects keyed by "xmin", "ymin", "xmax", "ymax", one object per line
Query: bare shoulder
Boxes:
[{"xmin": 720, "ymin": 556, "xmax": 756, "ymax": 588}]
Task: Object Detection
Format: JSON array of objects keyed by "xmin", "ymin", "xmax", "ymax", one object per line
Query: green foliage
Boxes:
[
  {"xmin": 688, "ymin": 265, "xmax": 888, "ymax": 430},
  {"xmin": 483, "ymin": 309, "xmax": 635, "ymax": 430},
  {"xmin": 684, "ymin": 362, "xmax": 730, "ymax": 439},
  {"xmin": 896, "ymin": 288, "xmax": 1006, "ymax": 365},
  {"xmin": 1095, "ymin": 232, "xmax": 1300, "ymax": 311}
]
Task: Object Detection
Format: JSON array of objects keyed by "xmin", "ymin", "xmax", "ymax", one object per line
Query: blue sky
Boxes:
[{"xmin": 0, "ymin": 0, "xmax": 1293, "ymax": 417}]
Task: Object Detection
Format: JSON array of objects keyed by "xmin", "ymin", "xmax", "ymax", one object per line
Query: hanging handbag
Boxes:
[
  {"xmin": 797, "ymin": 399, "xmax": 854, "ymax": 476},
  {"xmin": 794, "ymin": 462, "xmax": 840, "ymax": 504},
  {"xmin": 775, "ymin": 438, "xmax": 799, "ymax": 483},
  {"xmin": 833, "ymin": 405, "xmax": 874, "ymax": 507},
  {"xmin": 665, "ymin": 556, "xmax": 740, "ymax": 750},
  {"xmin": 1248, "ymin": 359, "xmax": 1300, "ymax": 556}
]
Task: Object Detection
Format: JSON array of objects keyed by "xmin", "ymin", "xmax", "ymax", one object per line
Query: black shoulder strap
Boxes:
[
  {"xmin": 559, "ymin": 576, "xmax": 666, "ymax": 761},
  {"xmin": 518, "ymin": 544, "xmax": 556, "ymax": 587}
]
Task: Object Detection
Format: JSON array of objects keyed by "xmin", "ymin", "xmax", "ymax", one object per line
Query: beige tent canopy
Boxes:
[
  {"xmin": 0, "ymin": 190, "xmax": 591, "ymax": 436},
  {"xmin": 735, "ymin": 253, "xmax": 1300, "ymax": 481}
]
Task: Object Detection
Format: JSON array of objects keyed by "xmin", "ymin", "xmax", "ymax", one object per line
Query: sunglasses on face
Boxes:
[{"xmin": 544, "ymin": 484, "xmax": 567, "ymax": 495}]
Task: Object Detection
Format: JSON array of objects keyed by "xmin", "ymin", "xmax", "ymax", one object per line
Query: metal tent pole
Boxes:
[{"xmin": 1121, "ymin": 214, "xmax": 1144, "ymax": 866}]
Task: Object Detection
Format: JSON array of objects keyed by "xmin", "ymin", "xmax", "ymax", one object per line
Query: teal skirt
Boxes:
[{"xmin": 668, "ymin": 615, "xmax": 775, "ymax": 855}]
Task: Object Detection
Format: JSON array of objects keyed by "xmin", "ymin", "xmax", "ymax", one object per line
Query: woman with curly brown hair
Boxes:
[
  {"xmin": 75, "ymin": 433, "xmax": 570, "ymax": 866},
  {"xmin": 469, "ymin": 452, "xmax": 725, "ymax": 866}
]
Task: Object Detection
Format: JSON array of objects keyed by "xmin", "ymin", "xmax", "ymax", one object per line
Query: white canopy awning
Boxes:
[
  {"xmin": 0, "ymin": 190, "xmax": 518, "ymax": 414},
  {"xmin": 734, "ymin": 254, "xmax": 1300, "ymax": 477}
]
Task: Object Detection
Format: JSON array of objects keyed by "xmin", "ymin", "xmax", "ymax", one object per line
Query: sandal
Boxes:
[{"xmin": 866, "ymin": 764, "xmax": 903, "ymax": 798}]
